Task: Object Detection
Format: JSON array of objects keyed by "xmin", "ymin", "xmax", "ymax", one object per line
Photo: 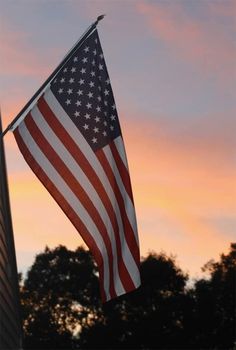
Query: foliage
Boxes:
[
  {"xmin": 20, "ymin": 245, "xmax": 100, "ymax": 349},
  {"xmin": 191, "ymin": 243, "xmax": 236, "ymax": 349},
  {"xmin": 19, "ymin": 244, "xmax": 236, "ymax": 349}
]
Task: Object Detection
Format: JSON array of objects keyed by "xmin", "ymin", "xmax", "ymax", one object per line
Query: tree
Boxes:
[
  {"xmin": 78, "ymin": 252, "xmax": 193, "ymax": 349},
  {"xmin": 20, "ymin": 245, "xmax": 101, "ymax": 349},
  {"xmin": 20, "ymin": 244, "xmax": 236, "ymax": 349},
  {"xmin": 192, "ymin": 243, "xmax": 236, "ymax": 349}
]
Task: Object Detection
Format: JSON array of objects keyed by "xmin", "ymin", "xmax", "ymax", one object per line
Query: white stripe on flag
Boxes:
[
  {"xmin": 114, "ymin": 137, "xmax": 129, "ymax": 170},
  {"xmin": 103, "ymin": 145, "xmax": 139, "ymax": 245}
]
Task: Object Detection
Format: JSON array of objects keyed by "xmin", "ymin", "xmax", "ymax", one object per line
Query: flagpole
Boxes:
[{"xmin": 0, "ymin": 14, "xmax": 105, "ymax": 139}]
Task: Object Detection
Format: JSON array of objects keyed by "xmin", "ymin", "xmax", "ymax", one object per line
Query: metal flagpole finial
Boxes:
[{"xmin": 95, "ymin": 14, "xmax": 106, "ymax": 26}]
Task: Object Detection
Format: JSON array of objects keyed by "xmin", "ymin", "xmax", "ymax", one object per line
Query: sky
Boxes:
[{"xmin": 0, "ymin": 0, "xmax": 235, "ymax": 280}]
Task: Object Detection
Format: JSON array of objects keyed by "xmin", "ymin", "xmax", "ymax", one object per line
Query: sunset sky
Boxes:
[{"xmin": 0, "ymin": 0, "xmax": 235, "ymax": 279}]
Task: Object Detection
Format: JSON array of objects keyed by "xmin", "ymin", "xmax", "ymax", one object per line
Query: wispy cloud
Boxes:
[
  {"xmin": 208, "ymin": 1, "xmax": 236, "ymax": 18},
  {"xmin": 137, "ymin": 1, "xmax": 236, "ymax": 83},
  {"xmin": 2, "ymin": 0, "xmax": 235, "ymax": 278},
  {"xmin": 122, "ymin": 108, "xmax": 235, "ymax": 273},
  {"xmin": 123, "ymin": 108, "xmax": 236, "ymax": 234},
  {"xmin": 0, "ymin": 18, "xmax": 57, "ymax": 78}
]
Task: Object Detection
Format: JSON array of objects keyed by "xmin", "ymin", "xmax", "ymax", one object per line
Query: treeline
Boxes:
[{"xmin": 19, "ymin": 243, "xmax": 236, "ymax": 349}]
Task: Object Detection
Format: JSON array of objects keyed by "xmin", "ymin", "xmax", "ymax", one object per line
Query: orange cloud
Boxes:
[
  {"xmin": 124, "ymin": 112, "xmax": 236, "ymax": 214},
  {"xmin": 9, "ymin": 172, "xmax": 84, "ymax": 255},
  {"xmin": 137, "ymin": 2, "xmax": 236, "ymax": 83},
  {"xmin": 8, "ymin": 108, "xmax": 235, "ymax": 276},
  {"xmin": 121, "ymin": 110, "xmax": 235, "ymax": 274}
]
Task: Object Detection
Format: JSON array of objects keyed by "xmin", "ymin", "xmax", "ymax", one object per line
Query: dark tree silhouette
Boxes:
[
  {"xmin": 20, "ymin": 245, "xmax": 101, "ymax": 349},
  {"xmin": 19, "ymin": 243, "xmax": 236, "ymax": 349},
  {"xmin": 191, "ymin": 243, "xmax": 236, "ymax": 349},
  {"xmin": 78, "ymin": 252, "xmax": 192, "ymax": 349}
]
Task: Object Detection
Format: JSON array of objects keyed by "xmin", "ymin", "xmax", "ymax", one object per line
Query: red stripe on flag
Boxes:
[
  {"xmin": 110, "ymin": 141, "xmax": 134, "ymax": 204},
  {"xmin": 96, "ymin": 148, "xmax": 140, "ymax": 267},
  {"xmin": 14, "ymin": 126, "xmax": 107, "ymax": 302}
]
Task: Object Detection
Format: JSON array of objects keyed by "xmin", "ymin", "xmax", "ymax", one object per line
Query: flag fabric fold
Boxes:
[{"xmin": 13, "ymin": 29, "xmax": 140, "ymax": 302}]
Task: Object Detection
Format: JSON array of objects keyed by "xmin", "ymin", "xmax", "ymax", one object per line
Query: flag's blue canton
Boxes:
[{"xmin": 51, "ymin": 30, "xmax": 121, "ymax": 152}]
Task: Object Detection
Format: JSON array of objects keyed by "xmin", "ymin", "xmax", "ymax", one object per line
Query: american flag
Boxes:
[{"xmin": 13, "ymin": 29, "xmax": 140, "ymax": 302}]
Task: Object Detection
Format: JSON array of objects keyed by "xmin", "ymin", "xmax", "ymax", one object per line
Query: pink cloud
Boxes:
[
  {"xmin": 0, "ymin": 19, "xmax": 56, "ymax": 77},
  {"xmin": 137, "ymin": 2, "xmax": 236, "ymax": 83},
  {"xmin": 208, "ymin": 1, "xmax": 236, "ymax": 18}
]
